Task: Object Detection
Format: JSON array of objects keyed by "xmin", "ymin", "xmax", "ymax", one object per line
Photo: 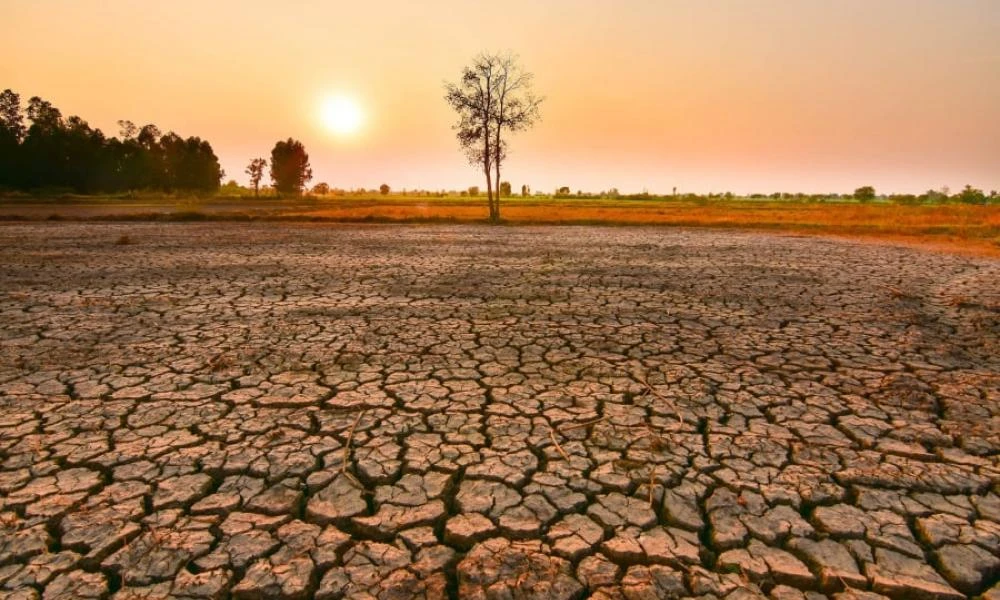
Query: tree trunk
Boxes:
[
  {"xmin": 484, "ymin": 165, "xmax": 495, "ymax": 223},
  {"xmin": 493, "ymin": 161, "xmax": 502, "ymax": 222},
  {"xmin": 483, "ymin": 130, "xmax": 495, "ymax": 223},
  {"xmin": 493, "ymin": 118, "xmax": 503, "ymax": 223}
]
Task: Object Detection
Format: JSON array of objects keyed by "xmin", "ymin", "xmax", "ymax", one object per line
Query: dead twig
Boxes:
[
  {"xmin": 632, "ymin": 369, "xmax": 684, "ymax": 427},
  {"xmin": 648, "ymin": 466, "xmax": 657, "ymax": 508},
  {"xmin": 341, "ymin": 410, "xmax": 366, "ymax": 488},
  {"xmin": 559, "ymin": 417, "xmax": 607, "ymax": 432},
  {"xmin": 580, "ymin": 355, "xmax": 685, "ymax": 427},
  {"xmin": 549, "ymin": 428, "xmax": 571, "ymax": 461}
]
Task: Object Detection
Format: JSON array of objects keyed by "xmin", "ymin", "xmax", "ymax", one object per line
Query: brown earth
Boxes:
[{"xmin": 0, "ymin": 223, "xmax": 998, "ymax": 599}]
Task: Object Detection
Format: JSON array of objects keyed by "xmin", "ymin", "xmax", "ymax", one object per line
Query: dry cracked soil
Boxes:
[{"xmin": 0, "ymin": 222, "xmax": 998, "ymax": 600}]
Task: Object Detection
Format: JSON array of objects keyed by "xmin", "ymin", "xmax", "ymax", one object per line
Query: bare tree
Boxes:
[
  {"xmin": 488, "ymin": 54, "xmax": 542, "ymax": 220},
  {"xmin": 445, "ymin": 52, "xmax": 541, "ymax": 222},
  {"xmin": 245, "ymin": 157, "xmax": 267, "ymax": 198}
]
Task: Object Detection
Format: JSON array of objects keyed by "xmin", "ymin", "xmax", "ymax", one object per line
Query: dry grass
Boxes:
[
  {"xmin": 3, "ymin": 196, "xmax": 998, "ymax": 257},
  {"xmin": 292, "ymin": 200, "xmax": 1000, "ymax": 258}
]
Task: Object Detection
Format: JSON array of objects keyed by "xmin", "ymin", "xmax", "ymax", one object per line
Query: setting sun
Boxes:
[{"xmin": 320, "ymin": 95, "xmax": 364, "ymax": 136}]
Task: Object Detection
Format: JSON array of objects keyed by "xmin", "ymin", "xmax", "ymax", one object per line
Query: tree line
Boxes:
[{"xmin": 0, "ymin": 89, "xmax": 223, "ymax": 194}]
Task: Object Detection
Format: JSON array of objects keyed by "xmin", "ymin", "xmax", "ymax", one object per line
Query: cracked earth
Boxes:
[{"xmin": 0, "ymin": 223, "xmax": 998, "ymax": 600}]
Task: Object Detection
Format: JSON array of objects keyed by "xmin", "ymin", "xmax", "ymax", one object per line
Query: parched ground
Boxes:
[{"xmin": 0, "ymin": 223, "xmax": 998, "ymax": 600}]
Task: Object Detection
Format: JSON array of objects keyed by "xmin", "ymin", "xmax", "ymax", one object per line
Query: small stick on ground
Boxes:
[
  {"xmin": 560, "ymin": 417, "xmax": 607, "ymax": 432},
  {"xmin": 648, "ymin": 466, "xmax": 657, "ymax": 508},
  {"xmin": 634, "ymin": 370, "xmax": 684, "ymax": 427},
  {"xmin": 549, "ymin": 428, "xmax": 571, "ymax": 461},
  {"xmin": 341, "ymin": 410, "xmax": 366, "ymax": 487}
]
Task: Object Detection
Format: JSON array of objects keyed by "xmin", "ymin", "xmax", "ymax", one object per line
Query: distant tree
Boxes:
[
  {"xmin": 312, "ymin": 182, "xmax": 330, "ymax": 195},
  {"xmin": 158, "ymin": 132, "xmax": 222, "ymax": 193},
  {"xmin": 468, "ymin": 186, "xmax": 480, "ymax": 196},
  {"xmin": 853, "ymin": 186, "xmax": 876, "ymax": 203},
  {"xmin": 0, "ymin": 89, "xmax": 25, "ymax": 189},
  {"xmin": 920, "ymin": 189, "xmax": 945, "ymax": 204},
  {"xmin": 0, "ymin": 90, "xmax": 25, "ymax": 141},
  {"xmin": 159, "ymin": 132, "xmax": 185, "ymax": 189},
  {"xmin": 556, "ymin": 186, "xmax": 570, "ymax": 196},
  {"xmin": 133, "ymin": 124, "xmax": 163, "ymax": 189},
  {"xmin": 136, "ymin": 124, "xmax": 161, "ymax": 161},
  {"xmin": 445, "ymin": 52, "xmax": 542, "ymax": 222},
  {"xmin": 62, "ymin": 115, "xmax": 106, "ymax": 193},
  {"xmin": 380, "ymin": 183, "xmax": 390, "ymax": 195},
  {"xmin": 117, "ymin": 120, "xmax": 138, "ymax": 140},
  {"xmin": 26, "ymin": 97, "xmax": 63, "ymax": 132},
  {"xmin": 521, "ymin": 184, "xmax": 529, "ymax": 197},
  {"xmin": 957, "ymin": 184, "xmax": 986, "ymax": 205},
  {"xmin": 21, "ymin": 96, "xmax": 67, "ymax": 189},
  {"xmin": 245, "ymin": 158, "xmax": 267, "ymax": 198},
  {"xmin": 184, "ymin": 135, "xmax": 221, "ymax": 192},
  {"xmin": 270, "ymin": 139, "xmax": 312, "ymax": 195},
  {"xmin": 499, "ymin": 181, "xmax": 511, "ymax": 197}
]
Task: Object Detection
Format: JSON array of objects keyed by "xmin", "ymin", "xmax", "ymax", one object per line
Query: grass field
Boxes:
[{"xmin": 2, "ymin": 195, "xmax": 998, "ymax": 257}]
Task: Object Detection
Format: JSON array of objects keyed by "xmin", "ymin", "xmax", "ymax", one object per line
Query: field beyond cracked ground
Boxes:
[{"xmin": 1, "ymin": 223, "xmax": 999, "ymax": 600}]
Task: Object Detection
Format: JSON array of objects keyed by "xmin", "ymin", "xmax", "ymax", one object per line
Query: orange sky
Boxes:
[{"xmin": 2, "ymin": 0, "xmax": 998, "ymax": 194}]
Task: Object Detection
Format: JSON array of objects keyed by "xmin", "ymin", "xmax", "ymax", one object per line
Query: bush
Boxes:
[
  {"xmin": 312, "ymin": 182, "xmax": 330, "ymax": 195},
  {"xmin": 854, "ymin": 186, "xmax": 876, "ymax": 203},
  {"xmin": 957, "ymin": 185, "xmax": 986, "ymax": 205}
]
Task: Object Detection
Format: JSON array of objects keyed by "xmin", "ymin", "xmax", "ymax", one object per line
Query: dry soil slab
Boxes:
[{"xmin": 0, "ymin": 223, "xmax": 998, "ymax": 600}]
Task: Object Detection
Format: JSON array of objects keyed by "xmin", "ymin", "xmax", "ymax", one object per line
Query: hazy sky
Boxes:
[{"xmin": 2, "ymin": 0, "xmax": 998, "ymax": 194}]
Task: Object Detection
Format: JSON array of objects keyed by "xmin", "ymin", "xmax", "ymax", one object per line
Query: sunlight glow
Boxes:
[{"xmin": 320, "ymin": 95, "xmax": 364, "ymax": 136}]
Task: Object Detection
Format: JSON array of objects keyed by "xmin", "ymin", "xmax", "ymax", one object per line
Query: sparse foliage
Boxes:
[
  {"xmin": 0, "ymin": 89, "xmax": 25, "ymax": 142},
  {"xmin": 117, "ymin": 120, "xmax": 138, "ymax": 140},
  {"xmin": 445, "ymin": 52, "xmax": 542, "ymax": 222},
  {"xmin": 499, "ymin": 181, "xmax": 511, "ymax": 197},
  {"xmin": 270, "ymin": 138, "xmax": 312, "ymax": 196},
  {"xmin": 246, "ymin": 158, "xmax": 267, "ymax": 198}
]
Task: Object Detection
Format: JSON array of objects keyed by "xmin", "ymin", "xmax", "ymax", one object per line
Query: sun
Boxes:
[{"xmin": 320, "ymin": 95, "xmax": 364, "ymax": 136}]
